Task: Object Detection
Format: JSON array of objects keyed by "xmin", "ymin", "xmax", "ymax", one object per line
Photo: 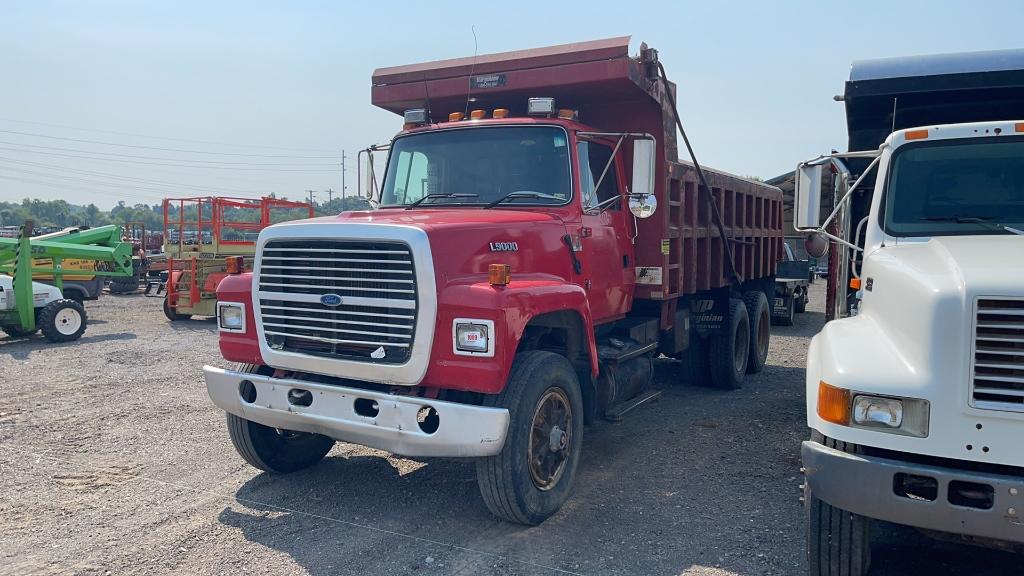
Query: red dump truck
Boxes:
[{"xmin": 203, "ymin": 37, "xmax": 783, "ymax": 524}]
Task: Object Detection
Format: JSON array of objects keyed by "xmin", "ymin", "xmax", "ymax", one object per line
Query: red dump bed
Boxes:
[{"xmin": 372, "ymin": 37, "xmax": 783, "ymax": 299}]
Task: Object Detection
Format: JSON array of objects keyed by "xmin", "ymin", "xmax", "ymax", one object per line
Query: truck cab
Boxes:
[
  {"xmin": 795, "ymin": 49, "xmax": 1024, "ymax": 573},
  {"xmin": 204, "ymin": 37, "xmax": 783, "ymax": 525}
]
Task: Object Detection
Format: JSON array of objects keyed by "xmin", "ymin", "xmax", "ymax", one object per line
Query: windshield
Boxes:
[
  {"xmin": 379, "ymin": 126, "xmax": 571, "ymax": 207},
  {"xmin": 883, "ymin": 136, "xmax": 1024, "ymax": 236}
]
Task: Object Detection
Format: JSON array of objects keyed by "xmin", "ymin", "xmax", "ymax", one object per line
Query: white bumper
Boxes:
[{"xmin": 204, "ymin": 365, "xmax": 509, "ymax": 457}]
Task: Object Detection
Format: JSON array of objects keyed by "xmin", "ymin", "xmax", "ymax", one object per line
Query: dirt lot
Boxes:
[{"xmin": 1, "ymin": 283, "xmax": 1022, "ymax": 575}]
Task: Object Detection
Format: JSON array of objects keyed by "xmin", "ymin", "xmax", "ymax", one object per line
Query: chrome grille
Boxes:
[
  {"xmin": 972, "ymin": 298, "xmax": 1024, "ymax": 412},
  {"xmin": 256, "ymin": 240, "xmax": 417, "ymax": 364}
]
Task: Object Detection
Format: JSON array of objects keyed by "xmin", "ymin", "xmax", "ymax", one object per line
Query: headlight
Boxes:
[
  {"xmin": 217, "ymin": 302, "xmax": 245, "ymax": 332},
  {"xmin": 817, "ymin": 381, "xmax": 929, "ymax": 437},
  {"xmin": 853, "ymin": 396, "xmax": 903, "ymax": 428},
  {"xmin": 453, "ymin": 319, "xmax": 494, "ymax": 356}
]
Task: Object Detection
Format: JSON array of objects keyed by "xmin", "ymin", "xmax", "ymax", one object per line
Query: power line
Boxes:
[
  {"xmin": 0, "ymin": 140, "xmax": 338, "ymax": 165},
  {"xmin": 0, "ymin": 156, "xmax": 274, "ymax": 196},
  {"xmin": 0, "ymin": 118, "xmax": 339, "ymax": 154},
  {"xmin": 0, "ymin": 165, "xmax": 262, "ymax": 200},
  {"xmin": 0, "ymin": 146, "xmax": 342, "ymax": 172},
  {"xmin": 0, "ymin": 173, "xmax": 169, "ymax": 202}
]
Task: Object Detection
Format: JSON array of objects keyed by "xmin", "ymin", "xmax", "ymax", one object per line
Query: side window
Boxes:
[
  {"xmin": 577, "ymin": 141, "xmax": 620, "ymax": 210},
  {"xmin": 391, "ymin": 151, "xmax": 430, "ymax": 203}
]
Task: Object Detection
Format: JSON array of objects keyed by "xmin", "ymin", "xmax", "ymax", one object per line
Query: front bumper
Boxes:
[
  {"xmin": 204, "ymin": 365, "xmax": 509, "ymax": 457},
  {"xmin": 803, "ymin": 441, "xmax": 1024, "ymax": 544}
]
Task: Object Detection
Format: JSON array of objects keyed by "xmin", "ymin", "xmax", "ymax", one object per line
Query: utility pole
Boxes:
[
  {"xmin": 306, "ymin": 189, "xmax": 316, "ymax": 207},
  {"xmin": 326, "ymin": 188, "xmax": 334, "ymax": 205},
  {"xmin": 341, "ymin": 150, "xmax": 347, "ymax": 203}
]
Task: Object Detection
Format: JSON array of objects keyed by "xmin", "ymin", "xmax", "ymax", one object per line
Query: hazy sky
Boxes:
[{"xmin": 2, "ymin": 0, "xmax": 1021, "ymax": 209}]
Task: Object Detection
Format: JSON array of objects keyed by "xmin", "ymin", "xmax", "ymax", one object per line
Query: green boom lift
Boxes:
[{"xmin": 0, "ymin": 220, "xmax": 133, "ymax": 342}]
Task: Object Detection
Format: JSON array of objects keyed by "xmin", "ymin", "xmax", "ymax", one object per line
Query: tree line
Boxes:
[{"xmin": 0, "ymin": 194, "xmax": 371, "ymax": 232}]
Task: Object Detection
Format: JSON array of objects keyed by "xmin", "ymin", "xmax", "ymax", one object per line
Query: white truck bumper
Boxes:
[{"xmin": 204, "ymin": 365, "xmax": 509, "ymax": 458}]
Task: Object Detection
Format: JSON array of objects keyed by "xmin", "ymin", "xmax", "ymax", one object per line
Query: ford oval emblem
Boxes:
[{"xmin": 320, "ymin": 293, "xmax": 343, "ymax": 307}]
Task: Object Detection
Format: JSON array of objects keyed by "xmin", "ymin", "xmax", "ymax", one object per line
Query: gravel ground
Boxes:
[{"xmin": 1, "ymin": 283, "xmax": 1022, "ymax": 575}]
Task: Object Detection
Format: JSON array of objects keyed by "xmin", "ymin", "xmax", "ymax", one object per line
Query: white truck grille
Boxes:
[
  {"xmin": 972, "ymin": 298, "xmax": 1024, "ymax": 412},
  {"xmin": 255, "ymin": 239, "xmax": 417, "ymax": 364}
]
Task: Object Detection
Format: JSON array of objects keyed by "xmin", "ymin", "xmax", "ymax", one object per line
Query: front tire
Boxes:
[
  {"xmin": 226, "ymin": 365, "xmax": 334, "ymax": 473},
  {"xmin": 476, "ymin": 350, "xmax": 584, "ymax": 525},
  {"xmin": 39, "ymin": 299, "xmax": 87, "ymax": 342},
  {"xmin": 806, "ymin": 434, "xmax": 871, "ymax": 575},
  {"xmin": 707, "ymin": 298, "xmax": 750, "ymax": 389}
]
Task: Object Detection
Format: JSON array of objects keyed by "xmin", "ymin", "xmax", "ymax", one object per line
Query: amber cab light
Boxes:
[
  {"xmin": 449, "ymin": 112, "xmax": 464, "ymax": 122},
  {"xmin": 905, "ymin": 129, "xmax": 929, "ymax": 140},
  {"xmin": 818, "ymin": 381, "xmax": 851, "ymax": 425},
  {"xmin": 557, "ymin": 109, "xmax": 578, "ymax": 120},
  {"xmin": 492, "ymin": 108, "xmax": 510, "ymax": 119},
  {"xmin": 470, "ymin": 109, "xmax": 487, "ymax": 120},
  {"xmin": 1016, "ymin": 122, "xmax": 1024, "ymax": 133},
  {"xmin": 488, "ymin": 263, "xmax": 511, "ymax": 286},
  {"xmin": 225, "ymin": 255, "xmax": 245, "ymax": 275}
]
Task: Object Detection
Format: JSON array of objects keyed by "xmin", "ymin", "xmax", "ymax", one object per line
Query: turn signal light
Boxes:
[
  {"xmin": 449, "ymin": 112, "xmax": 464, "ymax": 122},
  {"xmin": 849, "ymin": 277, "xmax": 862, "ymax": 290},
  {"xmin": 905, "ymin": 129, "xmax": 929, "ymax": 140},
  {"xmin": 470, "ymin": 109, "xmax": 487, "ymax": 120},
  {"xmin": 492, "ymin": 108, "xmax": 509, "ymax": 119},
  {"xmin": 818, "ymin": 381, "xmax": 851, "ymax": 425},
  {"xmin": 1016, "ymin": 123, "xmax": 1024, "ymax": 133},
  {"xmin": 225, "ymin": 255, "xmax": 244, "ymax": 274},
  {"xmin": 488, "ymin": 263, "xmax": 511, "ymax": 286}
]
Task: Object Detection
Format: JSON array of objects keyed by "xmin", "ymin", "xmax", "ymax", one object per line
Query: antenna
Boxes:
[
  {"xmin": 891, "ymin": 96, "xmax": 898, "ymax": 134},
  {"xmin": 464, "ymin": 25, "xmax": 479, "ymax": 118},
  {"xmin": 421, "ymin": 73, "xmax": 433, "ymax": 123}
]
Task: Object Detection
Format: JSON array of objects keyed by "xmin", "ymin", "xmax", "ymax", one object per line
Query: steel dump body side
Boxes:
[{"xmin": 372, "ymin": 36, "xmax": 783, "ymax": 307}]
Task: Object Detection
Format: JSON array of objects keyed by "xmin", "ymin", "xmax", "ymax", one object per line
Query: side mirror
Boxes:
[
  {"xmin": 795, "ymin": 162, "xmax": 824, "ymax": 229},
  {"xmin": 630, "ymin": 139, "xmax": 656, "ymax": 218},
  {"xmin": 805, "ymin": 232, "xmax": 830, "ymax": 259}
]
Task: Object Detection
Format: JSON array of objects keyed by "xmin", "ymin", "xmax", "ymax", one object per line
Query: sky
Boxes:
[{"xmin": 2, "ymin": 0, "xmax": 1022, "ymax": 210}]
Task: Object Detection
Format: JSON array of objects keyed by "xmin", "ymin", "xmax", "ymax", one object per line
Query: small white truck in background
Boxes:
[{"xmin": 794, "ymin": 50, "xmax": 1024, "ymax": 574}]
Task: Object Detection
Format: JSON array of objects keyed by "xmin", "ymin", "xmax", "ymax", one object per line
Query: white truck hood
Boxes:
[{"xmin": 807, "ymin": 234, "xmax": 1024, "ymax": 465}]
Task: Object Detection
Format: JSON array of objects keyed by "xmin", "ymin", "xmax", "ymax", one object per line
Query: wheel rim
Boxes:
[
  {"xmin": 733, "ymin": 319, "xmax": 749, "ymax": 374},
  {"xmin": 528, "ymin": 387, "xmax": 573, "ymax": 491},
  {"xmin": 54, "ymin": 307, "xmax": 82, "ymax": 335}
]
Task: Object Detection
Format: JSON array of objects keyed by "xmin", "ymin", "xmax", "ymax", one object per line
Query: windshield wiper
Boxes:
[
  {"xmin": 484, "ymin": 191, "xmax": 562, "ymax": 209},
  {"xmin": 405, "ymin": 193, "xmax": 478, "ymax": 210},
  {"xmin": 920, "ymin": 216, "xmax": 1024, "ymax": 236}
]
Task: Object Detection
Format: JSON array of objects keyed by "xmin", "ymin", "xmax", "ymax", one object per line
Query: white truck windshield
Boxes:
[
  {"xmin": 380, "ymin": 126, "xmax": 571, "ymax": 207},
  {"xmin": 884, "ymin": 137, "xmax": 1024, "ymax": 236}
]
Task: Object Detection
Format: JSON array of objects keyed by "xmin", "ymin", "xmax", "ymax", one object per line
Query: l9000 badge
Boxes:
[{"xmin": 489, "ymin": 241, "xmax": 518, "ymax": 252}]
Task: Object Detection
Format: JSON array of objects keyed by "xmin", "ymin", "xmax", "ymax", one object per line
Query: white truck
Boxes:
[{"xmin": 793, "ymin": 49, "xmax": 1024, "ymax": 574}]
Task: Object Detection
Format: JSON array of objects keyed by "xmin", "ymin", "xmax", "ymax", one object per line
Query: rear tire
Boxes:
[
  {"xmin": 108, "ymin": 275, "xmax": 140, "ymax": 294},
  {"xmin": 743, "ymin": 291, "xmax": 770, "ymax": 374},
  {"xmin": 163, "ymin": 297, "xmax": 192, "ymax": 321},
  {"xmin": 39, "ymin": 299, "xmax": 87, "ymax": 342},
  {"xmin": 476, "ymin": 350, "xmax": 584, "ymax": 525},
  {"xmin": 707, "ymin": 298, "xmax": 750, "ymax": 390},
  {"xmin": 226, "ymin": 365, "xmax": 334, "ymax": 473},
  {"xmin": 806, "ymin": 433, "xmax": 871, "ymax": 576}
]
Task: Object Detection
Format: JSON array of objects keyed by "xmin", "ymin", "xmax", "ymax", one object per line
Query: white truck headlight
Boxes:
[
  {"xmin": 853, "ymin": 396, "xmax": 903, "ymax": 428},
  {"xmin": 850, "ymin": 394, "xmax": 929, "ymax": 437},
  {"xmin": 217, "ymin": 302, "xmax": 245, "ymax": 332},
  {"xmin": 453, "ymin": 318, "xmax": 494, "ymax": 356}
]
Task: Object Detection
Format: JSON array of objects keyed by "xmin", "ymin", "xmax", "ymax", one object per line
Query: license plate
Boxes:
[{"xmin": 774, "ymin": 298, "xmax": 785, "ymax": 308}]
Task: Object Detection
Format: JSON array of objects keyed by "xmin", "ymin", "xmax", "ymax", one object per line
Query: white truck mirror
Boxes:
[
  {"xmin": 631, "ymin": 139, "xmax": 656, "ymax": 199},
  {"xmin": 795, "ymin": 162, "xmax": 824, "ymax": 229}
]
